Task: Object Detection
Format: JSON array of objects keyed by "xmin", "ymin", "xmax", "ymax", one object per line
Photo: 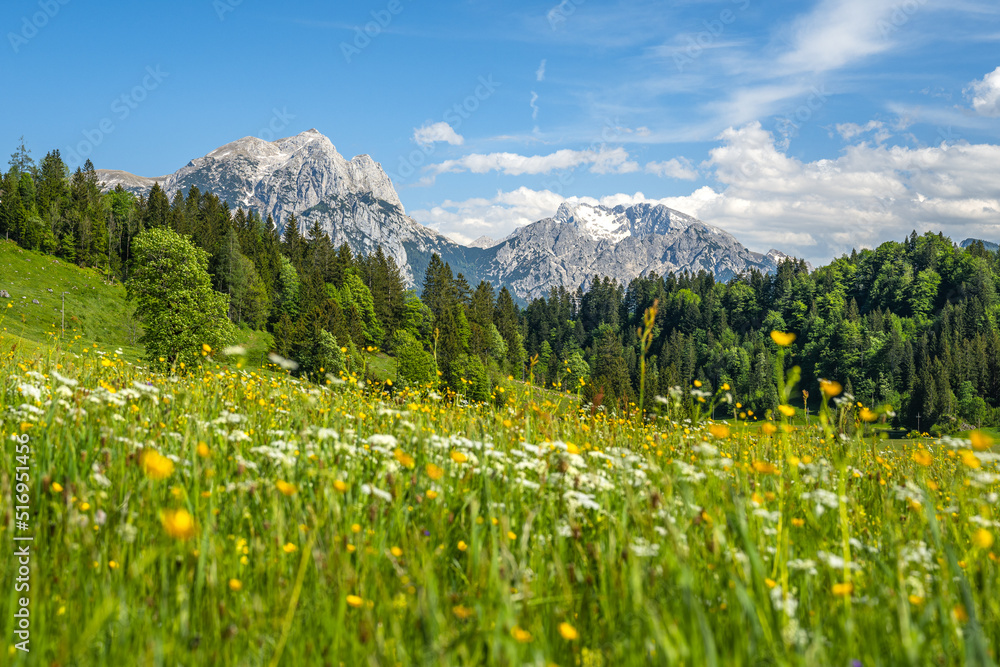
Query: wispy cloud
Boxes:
[{"xmin": 425, "ymin": 147, "xmax": 640, "ymax": 179}]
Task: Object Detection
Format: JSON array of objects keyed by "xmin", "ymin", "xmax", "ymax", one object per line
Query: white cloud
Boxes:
[
  {"xmin": 835, "ymin": 120, "xmax": 884, "ymax": 141},
  {"xmin": 530, "ymin": 91, "xmax": 540, "ymax": 120},
  {"xmin": 967, "ymin": 66, "xmax": 1000, "ymax": 116},
  {"xmin": 413, "ymin": 121, "xmax": 464, "ymax": 147},
  {"xmin": 536, "ymin": 59, "xmax": 547, "ymax": 81},
  {"xmin": 426, "ymin": 147, "xmax": 640, "ymax": 178},
  {"xmin": 411, "ymin": 123, "xmax": 1000, "ymax": 264},
  {"xmin": 776, "ymin": 0, "xmax": 901, "ymax": 76},
  {"xmin": 645, "ymin": 158, "xmax": 698, "ymax": 180}
]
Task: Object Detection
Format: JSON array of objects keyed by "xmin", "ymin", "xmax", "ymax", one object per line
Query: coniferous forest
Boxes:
[{"xmin": 3, "ymin": 145, "xmax": 1000, "ymax": 435}]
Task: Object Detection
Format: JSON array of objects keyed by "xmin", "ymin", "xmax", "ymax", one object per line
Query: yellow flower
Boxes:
[
  {"xmin": 351, "ymin": 523, "xmax": 362, "ymax": 533},
  {"xmin": 196, "ymin": 442, "xmax": 210, "ymax": 458},
  {"xmin": 566, "ymin": 442, "xmax": 580, "ymax": 455},
  {"xmin": 778, "ymin": 405, "xmax": 795, "ymax": 418},
  {"xmin": 912, "ymin": 450, "xmax": 932, "ymax": 467},
  {"xmin": 452, "ymin": 605, "xmax": 475, "ymax": 620},
  {"xmin": 161, "ymin": 509, "xmax": 197, "ymax": 540},
  {"xmin": 791, "ymin": 518, "xmax": 805, "ymax": 527},
  {"xmin": 346, "ymin": 594, "xmax": 364, "ymax": 608},
  {"xmin": 832, "ymin": 582, "xmax": 854, "ymax": 597},
  {"xmin": 859, "ymin": 408, "xmax": 878, "ymax": 422},
  {"xmin": 511, "ymin": 626, "xmax": 532, "ymax": 643},
  {"xmin": 961, "ymin": 451, "xmax": 982, "ymax": 469},
  {"xmin": 765, "ymin": 578, "xmax": 777, "ymax": 589},
  {"xmin": 101, "ymin": 358, "xmax": 113, "ymax": 367},
  {"xmin": 721, "ymin": 383, "xmax": 730, "ymax": 391},
  {"xmin": 819, "ymin": 379, "xmax": 842, "ymax": 397},
  {"xmin": 970, "ymin": 430, "xmax": 994, "ymax": 452},
  {"xmin": 761, "ymin": 423, "xmax": 778, "ymax": 436},
  {"xmin": 953, "ymin": 604, "xmax": 969, "ymax": 623},
  {"xmin": 973, "ymin": 529, "xmax": 994, "ymax": 550},
  {"xmin": 390, "ymin": 546, "xmax": 403, "ymax": 557},
  {"xmin": 770, "ymin": 330, "xmax": 796, "ymax": 346},
  {"xmin": 709, "ymin": 424, "xmax": 730, "ymax": 439},
  {"xmin": 108, "ymin": 560, "xmax": 118, "ymax": 570},
  {"xmin": 51, "ymin": 483, "xmax": 63, "ymax": 493},
  {"xmin": 752, "ymin": 461, "xmax": 778, "ymax": 475},
  {"xmin": 426, "ymin": 489, "xmax": 439, "ymax": 500},
  {"xmin": 909, "ymin": 594, "xmax": 924, "ymax": 606},
  {"xmin": 450, "ymin": 451, "xmax": 468, "ymax": 464},
  {"xmin": 228, "ymin": 578, "xmax": 242, "ymax": 591},
  {"xmin": 282, "ymin": 543, "xmax": 298, "ymax": 554},
  {"xmin": 457, "ymin": 540, "xmax": 468, "ymax": 551},
  {"xmin": 202, "ymin": 343, "xmax": 212, "ymax": 353},
  {"xmin": 559, "ymin": 622, "xmax": 579, "ymax": 640},
  {"xmin": 333, "ymin": 480, "xmax": 348, "ymax": 492},
  {"xmin": 507, "ymin": 531, "xmax": 517, "ymax": 541},
  {"xmin": 694, "ymin": 380, "xmax": 702, "ymax": 388},
  {"xmin": 276, "ymin": 480, "xmax": 297, "ymax": 496},
  {"xmin": 394, "ymin": 449, "xmax": 415, "ymax": 468},
  {"xmin": 142, "ymin": 450, "xmax": 174, "ymax": 480}
]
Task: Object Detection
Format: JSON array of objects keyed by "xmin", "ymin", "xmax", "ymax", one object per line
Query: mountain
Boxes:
[
  {"xmin": 960, "ymin": 238, "xmax": 999, "ymax": 252},
  {"xmin": 98, "ymin": 130, "xmax": 797, "ymax": 299},
  {"xmin": 97, "ymin": 129, "xmax": 476, "ymax": 284},
  {"xmin": 475, "ymin": 201, "xmax": 785, "ymax": 300},
  {"xmin": 467, "ymin": 235, "xmax": 499, "ymax": 249}
]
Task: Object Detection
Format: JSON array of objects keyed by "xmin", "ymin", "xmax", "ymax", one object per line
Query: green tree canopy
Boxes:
[{"xmin": 127, "ymin": 227, "xmax": 235, "ymax": 370}]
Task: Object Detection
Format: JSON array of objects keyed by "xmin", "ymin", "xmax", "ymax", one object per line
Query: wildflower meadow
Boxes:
[{"xmin": 1, "ymin": 329, "xmax": 998, "ymax": 666}]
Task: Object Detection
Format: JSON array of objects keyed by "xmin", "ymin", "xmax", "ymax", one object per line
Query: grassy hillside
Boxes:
[
  {"xmin": 0, "ymin": 240, "xmax": 282, "ymax": 368},
  {"xmin": 0, "ymin": 239, "xmax": 140, "ymax": 354}
]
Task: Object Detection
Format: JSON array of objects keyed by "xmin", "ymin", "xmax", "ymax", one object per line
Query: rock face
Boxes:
[
  {"xmin": 476, "ymin": 201, "xmax": 783, "ymax": 300},
  {"xmin": 98, "ymin": 130, "xmax": 797, "ymax": 299},
  {"xmin": 97, "ymin": 129, "xmax": 467, "ymax": 284}
]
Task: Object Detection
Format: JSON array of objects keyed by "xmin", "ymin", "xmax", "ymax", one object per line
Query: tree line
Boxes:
[
  {"xmin": 519, "ymin": 232, "xmax": 1000, "ymax": 433},
  {"xmin": 3, "ymin": 142, "xmax": 999, "ymax": 433}
]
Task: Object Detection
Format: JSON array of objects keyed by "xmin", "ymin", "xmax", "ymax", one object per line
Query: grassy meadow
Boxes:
[{"xmin": 0, "ymin": 247, "xmax": 998, "ymax": 666}]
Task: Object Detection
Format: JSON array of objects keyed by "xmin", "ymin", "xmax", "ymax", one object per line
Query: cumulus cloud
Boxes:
[
  {"xmin": 645, "ymin": 158, "xmax": 698, "ymax": 180},
  {"xmin": 967, "ymin": 66, "xmax": 1000, "ymax": 117},
  {"xmin": 426, "ymin": 147, "xmax": 640, "ymax": 178},
  {"xmin": 412, "ymin": 123, "xmax": 1000, "ymax": 264},
  {"xmin": 413, "ymin": 121, "xmax": 464, "ymax": 147}
]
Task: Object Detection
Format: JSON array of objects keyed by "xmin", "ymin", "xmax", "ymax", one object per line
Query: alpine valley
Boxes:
[{"xmin": 97, "ymin": 129, "xmax": 792, "ymax": 299}]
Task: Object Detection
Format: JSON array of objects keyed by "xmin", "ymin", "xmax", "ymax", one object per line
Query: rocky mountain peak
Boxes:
[
  {"xmin": 554, "ymin": 201, "xmax": 631, "ymax": 243},
  {"xmin": 95, "ymin": 130, "xmax": 801, "ymax": 300}
]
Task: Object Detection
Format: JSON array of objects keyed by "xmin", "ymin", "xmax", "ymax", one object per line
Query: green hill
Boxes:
[{"xmin": 0, "ymin": 239, "xmax": 140, "ymax": 354}]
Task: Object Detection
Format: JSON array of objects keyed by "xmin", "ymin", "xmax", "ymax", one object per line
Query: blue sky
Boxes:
[{"xmin": 2, "ymin": 0, "xmax": 999, "ymax": 264}]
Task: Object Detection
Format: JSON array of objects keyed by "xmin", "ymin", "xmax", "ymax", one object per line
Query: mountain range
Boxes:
[{"xmin": 97, "ymin": 129, "xmax": 792, "ymax": 300}]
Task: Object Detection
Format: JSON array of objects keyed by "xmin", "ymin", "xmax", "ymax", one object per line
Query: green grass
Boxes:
[
  {"xmin": 0, "ymin": 240, "xmax": 141, "ymax": 355},
  {"xmin": 1, "ymin": 335, "xmax": 998, "ymax": 666}
]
